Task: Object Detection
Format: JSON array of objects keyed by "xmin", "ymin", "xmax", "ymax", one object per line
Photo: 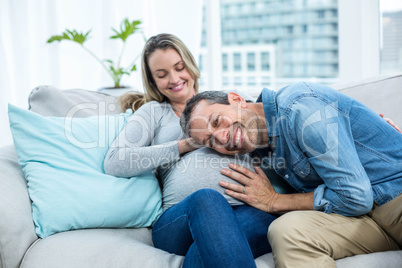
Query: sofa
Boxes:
[{"xmin": 1, "ymin": 73, "xmax": 402, "ymax": 268}]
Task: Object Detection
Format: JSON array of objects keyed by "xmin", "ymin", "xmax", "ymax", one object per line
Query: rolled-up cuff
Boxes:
[{"xmin": 314, "ymin": 184, "xmax": 332, "ymax": 213}]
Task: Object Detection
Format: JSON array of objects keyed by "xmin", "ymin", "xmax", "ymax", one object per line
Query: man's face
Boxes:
[{"xmin": 189, "ymin": 100, "xmax": 263, "ymax": 155}]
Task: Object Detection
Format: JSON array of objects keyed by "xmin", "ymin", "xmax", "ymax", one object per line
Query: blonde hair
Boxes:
[
  {"xmin": 118, "ymin": 91, "xmax": 146, "ymax": 112},
  {"xmin": 119, "ymin": 33, "xmax": 201, "ymax": 112}
]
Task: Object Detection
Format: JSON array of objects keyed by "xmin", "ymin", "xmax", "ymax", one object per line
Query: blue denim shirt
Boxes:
[{"xmin": 256, "ymin": 82, "xmax": 402, "ymax": 216}]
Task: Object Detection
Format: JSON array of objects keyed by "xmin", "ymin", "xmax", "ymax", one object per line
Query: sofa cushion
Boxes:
[
  {"xmin": 8, "ymin": 104, "xmax": 163, "ymax": 238},
  {"xmin": 336, "ymin": 250, "xmax": 402, "ymax": 268},
  {"xmin": 28, "ymin": 85, "xmax": 122, "ymax": 117},
  {"xmin": 20, "ymin": 228, "xmax": 184, "ymax": 268}
]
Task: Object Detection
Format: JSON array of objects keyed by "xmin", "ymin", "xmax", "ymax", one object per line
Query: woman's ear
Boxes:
[{"xmin": 228, "ymin": 92, "xmax": 247, "ymax": 108}]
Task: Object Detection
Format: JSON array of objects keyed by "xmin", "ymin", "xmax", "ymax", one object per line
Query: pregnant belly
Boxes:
[{"xmin": 161, "ymin": 147, "xmax": 256, "ymax": 210}]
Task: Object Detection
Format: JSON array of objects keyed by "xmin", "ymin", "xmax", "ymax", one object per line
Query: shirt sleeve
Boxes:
[
  {"xmin": 290, "ymin": 97, "xmax": 373, "ymax": 216},
  {"xmin": 104, "ymin": 103, "xmax": 180, "ymax": 177}
]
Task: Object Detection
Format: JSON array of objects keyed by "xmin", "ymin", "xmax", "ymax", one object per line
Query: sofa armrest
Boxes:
[{"xmin": 0, "ymin": 145, "xmax": 38, "ymax": 268}]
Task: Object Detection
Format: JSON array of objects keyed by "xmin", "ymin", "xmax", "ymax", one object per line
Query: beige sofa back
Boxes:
[{"xmin": 332, "ymin": 73, "xmax": 402, "ymax": 127}]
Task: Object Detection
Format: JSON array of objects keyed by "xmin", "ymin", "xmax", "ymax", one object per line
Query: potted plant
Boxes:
[{"xmin": 47, "ymin": 18, "xmax": 145, "ymax": 89}]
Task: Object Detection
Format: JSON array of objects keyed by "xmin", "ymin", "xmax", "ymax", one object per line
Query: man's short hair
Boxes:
[{"xmin": 180, "ymin": 91, "xmax": 229, "ymax": 136}]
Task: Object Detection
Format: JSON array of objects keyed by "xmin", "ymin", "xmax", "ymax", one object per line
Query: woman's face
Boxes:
[{"xmin": 148, "ymin": 48, "xmax": 196, "ymax": 105}]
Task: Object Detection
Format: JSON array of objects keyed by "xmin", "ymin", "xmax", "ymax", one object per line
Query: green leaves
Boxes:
[
  {"xmin": 47, "ymin": 30, "xmax": 91, "ymax": 45},
  {"xmin": 47, "ymin": 18, "xmax": 143, "ymax": 87},
  {"xmin": 104, "ymin": 60, "xmax": 135, "ymax": 88},
  {"xmin": 110, "ymin": 19, "xmax": 141, "ymax": 42}
]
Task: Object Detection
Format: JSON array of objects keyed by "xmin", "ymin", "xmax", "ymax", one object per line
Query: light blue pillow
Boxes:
[{"xmin": 8, "ymin": 104, "xmax": 163, "ymax": 238}]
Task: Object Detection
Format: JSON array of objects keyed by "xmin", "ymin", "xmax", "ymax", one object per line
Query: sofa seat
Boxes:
[{"xmin": 20, "ymin": 228, "xmax": 183, "ymax": 268}]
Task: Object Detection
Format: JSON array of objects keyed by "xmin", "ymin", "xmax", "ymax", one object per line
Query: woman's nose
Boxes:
[{"xmin": 169, "ymin": 71, "xmax": 180, "ymax": 84}]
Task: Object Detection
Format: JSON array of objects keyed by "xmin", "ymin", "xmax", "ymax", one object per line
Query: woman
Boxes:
[{"xmin": 104, "ymin": 33, "xmax": 277, "ymax": 267}]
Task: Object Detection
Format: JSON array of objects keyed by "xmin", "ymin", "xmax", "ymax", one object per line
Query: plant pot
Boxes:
[{"xmin": 97, "ymin": 86, "xmax": 134, "ymax": 96}]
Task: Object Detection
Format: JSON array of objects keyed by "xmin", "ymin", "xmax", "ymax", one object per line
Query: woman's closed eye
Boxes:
[
  {"xmin": 155, "ymin": 71, "xmax": 167, "ymax": 79},
  {"xmin": 176, "ymin": 62, "xmax": 185, "ymax": 71}
]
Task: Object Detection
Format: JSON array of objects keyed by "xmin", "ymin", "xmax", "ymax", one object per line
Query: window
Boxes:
[
  {"xmin": 302, "ymin": 64, "xmax": 309, "ymax": 75},
  {"xmin": 223, "ymin": 76, "xmax": 229, "ymax": 86},
  {"xmin": 201, "ymin": 0, "xmax": 402, "ymax": 89},
  {"xmin": 222, "ymin": 5, "xmax": 230, "ymax": 15},
  {"xmin": 284, "ymin": 64, "xmax": 294, "ymax": 76},
  {"xmin": 316, "ymin": 10, "xmax": 325, "ymax": 18},
  {"xmin": 201, "ymin": 31, "xmax": 206, "ymax": 47},
  {"xmin": 314, "ymin": 51, "xmax": 327, "ymax": 59},
  {"xmin": 233, "ymin": 53, "xmax": 241, "ymax": 71},
  {"xmin": 261, "ymin": 76, "xmax": 271, "ymax": 85},
  {"xmin": 298, "ymin": 38, "xmax": 310, "ymax": 48},
  {"xmin": 283, "ymin": 39, "xmax": 294, "ymax": 48},
  {"xmin": 222, "ymin": 53, "xmax": 228, "ymax": 72},
  {"xmin": 380, "ymin": 0, "xmax": 402, "ymax": 74},
  {"xmin": 236, "ymin": 3, "xmax": 242, "ymax": 13},
  {"xmin": 247, "ymin": 77, "xmax": 256, "ymax": 86},
  {"xmin": 199, "ymin": 77, "xmax": 206, "ymax": 87},
  {"xmin": 201, "ymin": 0, "xmax": 345, "ymax": 93},
  {"xmin": 198, "ymin": 55, "xmax": 203, "ymax": 72},
  {"xmin": 247, "ymin": 52, "xmax": 255, "ymax": 71},
  {"xmin": 332, "ymin": 50, "xmax": 338, "ymax": 59},
  {"xmin": 313, "ymin": 24, "xmax": 326, "ymax": 33},
  {"xmin": 261, "ymin": 52, "xmax": 270, "ymax": 71},
  {"xmin": 234, "ymin": 76, "xmax": 242, "ymax": 86}
]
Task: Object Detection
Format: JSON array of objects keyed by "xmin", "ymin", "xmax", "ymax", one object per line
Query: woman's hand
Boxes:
[
  {"xmin": 177, "ymin": 138, "xmax": 201, "ymax": 154},
  {"xmin": 380, "ymin": 113, "xmax": 402, "ymax": 133}
]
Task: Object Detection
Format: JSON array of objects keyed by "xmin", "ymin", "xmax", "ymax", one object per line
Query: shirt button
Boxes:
[{"xmin": 285, "ymin": 174, "xmax": 289, "ymax": 178}]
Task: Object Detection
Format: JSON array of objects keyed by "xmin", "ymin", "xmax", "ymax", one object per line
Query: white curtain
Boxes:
[{"xmin": 0, "ymin": 0, "xmax": 203, "ymax": 148}]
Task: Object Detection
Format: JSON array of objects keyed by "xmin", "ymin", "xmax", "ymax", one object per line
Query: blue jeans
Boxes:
[{"xmin": 152, "ymin": 189, "xmax": 277, "ymax": 268}]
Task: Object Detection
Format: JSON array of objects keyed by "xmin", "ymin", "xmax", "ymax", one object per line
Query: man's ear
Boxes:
[{"xmin": 228, "ymin": 92, "xmax": 247, "ymax": 108}]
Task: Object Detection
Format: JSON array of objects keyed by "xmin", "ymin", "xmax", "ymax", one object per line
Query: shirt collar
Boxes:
[{"xmin": 256, "ymin": 88, "xmax": 280, "ymax": 138}]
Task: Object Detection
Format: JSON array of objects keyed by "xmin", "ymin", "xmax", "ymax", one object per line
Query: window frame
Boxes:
[{"xmin": 337, "ymin": 0, "xmax": 380, "ymax": 82}]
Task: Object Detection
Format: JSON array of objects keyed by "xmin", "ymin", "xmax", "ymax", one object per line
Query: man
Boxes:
[{"xmin": 180, "ymin": 82, "xmax": 402, "ymax": 267}]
